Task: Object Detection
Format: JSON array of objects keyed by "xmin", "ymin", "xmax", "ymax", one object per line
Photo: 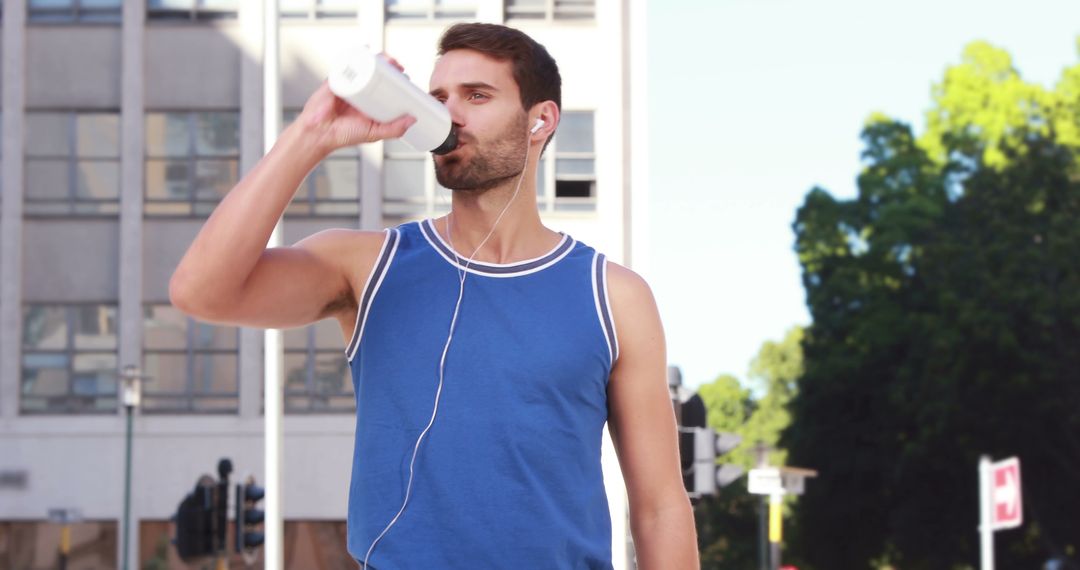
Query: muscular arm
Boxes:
[
  {"xmin": 169, "ymin": 82, "xmax": 414, "ymax": 331},
  {"xmin": 605, "ymin": 263, "xmax": 699, "ymax": 569}
]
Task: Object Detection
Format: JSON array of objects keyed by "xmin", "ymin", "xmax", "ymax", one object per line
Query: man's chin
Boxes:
[{"xmin": 436, "ymin": 178, "xmax": 483, "ymax": 193}]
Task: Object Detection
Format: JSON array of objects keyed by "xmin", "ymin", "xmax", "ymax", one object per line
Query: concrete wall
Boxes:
[{"xmin": 26, "ymin": 27, "xmax": 121, "ymax": 108}]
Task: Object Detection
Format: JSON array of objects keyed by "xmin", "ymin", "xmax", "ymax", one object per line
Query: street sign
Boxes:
[
  {"xmin": 748, "ymin": 468, "xmax": 783, "ymax": 495},
  {"xmin": 47, "ymin": 508, "xmax": 83, "ymax": 524},
  {"xmin": 749, "ymin": 466, "xmax": 818, "ymax": 496},
  {"xmin": 990, "ymin": 457, "xmax": 1022, "ymax": 530}
]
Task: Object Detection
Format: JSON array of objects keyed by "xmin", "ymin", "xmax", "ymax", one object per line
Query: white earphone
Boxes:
[{"xmin": 364, "ymin": 111, "xmax": 539, "ymax": 570}]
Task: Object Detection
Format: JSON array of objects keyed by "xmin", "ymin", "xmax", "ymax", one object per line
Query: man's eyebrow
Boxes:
[
  {"xmin": 461, "ymin": 81, "xmax": 499, "ymax": 91},
  {"xmin": 429, "ymin": 82, "xmax": 499, "ymax": 97}
]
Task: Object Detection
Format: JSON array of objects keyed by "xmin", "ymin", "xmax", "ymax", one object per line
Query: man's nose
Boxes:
[{"xmin": 443, "ymin": 98, "xmax": 466, "ymax": 128}]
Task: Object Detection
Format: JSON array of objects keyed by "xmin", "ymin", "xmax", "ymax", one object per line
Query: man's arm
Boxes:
[
  {"xmin": 169, "ymin": 82, "xmax": 414, "ymax": 331},
  {"xmin": 606, "ymin": 263, "xmax": 699, "ymax": 569}
]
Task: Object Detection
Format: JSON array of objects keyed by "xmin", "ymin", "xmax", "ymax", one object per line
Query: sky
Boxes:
[{"xmin": 646, "ymin": 0, "xmax": 1080, "ymax": 389}]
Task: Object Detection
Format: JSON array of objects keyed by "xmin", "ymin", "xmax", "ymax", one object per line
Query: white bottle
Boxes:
[{"xmin": 327, "ymin": 45, "xmax": 458, "ymax": 154}]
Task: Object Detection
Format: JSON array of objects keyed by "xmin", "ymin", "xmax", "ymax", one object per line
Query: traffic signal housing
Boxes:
[
  {"xmin": 174, "ymin": 476, "xmax": 215, "ymax": 563},
  {"xmin": 235, "ymin": 477, "xmax": 266, "ymax": 553},
  {"xmin": 679, "ymin": 425, "xmax": 745, "ymax": 496},
  {"xmin": 671, "ymin": 370, "xmax": 746, "ymax": 497}
]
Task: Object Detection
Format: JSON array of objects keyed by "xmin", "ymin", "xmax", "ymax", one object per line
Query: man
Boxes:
[{"xmin": 170, "ymin": 23, "xmax": 697, "ymax": 569}]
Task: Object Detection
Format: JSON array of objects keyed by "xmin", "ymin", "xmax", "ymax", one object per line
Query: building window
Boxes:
[
  {"xmin": 28, "ymin": 0, "xmax": 122, "ymax": 23},
  {"xmin": 386, "ymin": 0, "xmax": 476, "ymax": 21},
  {"xmin": 506, "ymin": 0, "xmax": 594, "ymax": 21},
  {"xmin": 21, "ymin": 304, "xmax": 118, "ymax": 414},
  {"xmin": 539, "ymin": 110, "xmax": 596, "ymax": 212},
  {"xmin": 281, "ymin": 0, "xmax": 357, "ymax": 19},
  {"xmin": 145, "ymin": 111, "xmax": 240, "ymax": 216},
  {"xmin": 285, "ymin": 320, "xmax": 353, "ymax": 413},
  {"xmin": 283, "ymin": 111, "xmax": 361, "ymax": 217},
  {"xmin": 147, "ymin": 0, "xmax": 238, "ymax": 20},
  {"xmin": 25, "ymin": 112, "xmax": 120, "ymax": 216},
  {"xmin": 142, "ymin": 304, "xmax": 239, "ymax": 413}
]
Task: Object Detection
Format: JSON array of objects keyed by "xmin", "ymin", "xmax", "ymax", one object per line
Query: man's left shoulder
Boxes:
[
  {"xmin": 603, "ymin": 260, "xmax": 656, "ymax": 303},
  {"xmin": 601, "ymin": 260, "xmax": 662, "ymax": 338}
]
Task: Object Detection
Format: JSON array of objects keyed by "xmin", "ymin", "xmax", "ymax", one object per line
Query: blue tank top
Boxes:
[{"xmin": 344, "ymin": 219, "xmax": 619, "ymax": 569}]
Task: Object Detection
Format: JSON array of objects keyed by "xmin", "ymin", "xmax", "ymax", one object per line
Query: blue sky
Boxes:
[{"xmin": 646, "ymin": 0, "xmax": 1080, "ymax": 389}]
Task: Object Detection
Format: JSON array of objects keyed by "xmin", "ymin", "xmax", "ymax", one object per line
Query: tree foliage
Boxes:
[
  {"xmin": 784, "ymin": 40, "xmax": 1080, "ymax": 569},
  {"xmin": 694, "ymin": 328, "xmax": 804, "ymax": 569}
]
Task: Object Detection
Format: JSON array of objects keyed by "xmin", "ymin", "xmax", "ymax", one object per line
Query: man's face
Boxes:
[{"xmin": 429, "ymin": 49, "xmax": 529, "ymax": 192}]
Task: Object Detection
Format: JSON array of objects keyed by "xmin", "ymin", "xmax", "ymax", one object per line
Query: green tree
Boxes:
[
  {"xmin": 693, "ymin": 328, "xmax": 805, "ymax": 569},
  {"xmin": 785, "ymin": 39, "xmax": 1080, "ymax": 569},
  {"xmin": 694, "ymin": 373, "xmax": 761, "ymax": 569}
]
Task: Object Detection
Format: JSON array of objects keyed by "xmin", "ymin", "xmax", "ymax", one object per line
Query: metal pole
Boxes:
[
  {"xmin": 59, "ymin": 523, "xmax": 70, "ymax": 570},
  {"xmin": 768, "ymin": 493, "xmax": 782, "ymax": 570},
  {"xmin": 122, "ymin": 405, "xmax": 134, "ymax": 570},
  {"xmin": 979, "ymin": 456, "xmax": 994, "ymax": 570},
  {"xmin": 263, "ymin": 1, "xmax": 284, "ymax": 569},
  {"xmin": 119, "ymin": 365, "xmax": 144, "ymax": 570},
  {"xmin": 755, "ymin": 441, "xmax": 769, "ymax": 570},
  {"xmin": 758, "ymin": 496, "xmax": 768, "ymax": 570}
]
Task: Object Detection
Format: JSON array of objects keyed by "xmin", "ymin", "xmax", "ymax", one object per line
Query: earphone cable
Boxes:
[{"xmin": 362, "ymin": 126, "xmax": 535, "ymax": 569}]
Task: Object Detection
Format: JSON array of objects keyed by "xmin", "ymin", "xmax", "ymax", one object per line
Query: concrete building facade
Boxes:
[{"xmin": 0, "ymin": 0, "xmax": 650, "ymax": 567}]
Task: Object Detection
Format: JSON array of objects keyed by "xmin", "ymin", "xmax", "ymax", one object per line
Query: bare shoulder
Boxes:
[
  {"xmin": 604, "ymin": 260, "xmax": 659, "ymax": 314},
  {"xmin": 603, "ymin": 259, "xmax": 664, "ymax": 367}
]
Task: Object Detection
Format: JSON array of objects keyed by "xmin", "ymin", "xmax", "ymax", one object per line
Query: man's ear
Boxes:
[{"xmin": 528, "ymin": 101, "xmax": 560, "ymax": 141}]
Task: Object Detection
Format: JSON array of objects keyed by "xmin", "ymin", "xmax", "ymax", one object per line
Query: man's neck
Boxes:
[{"xmin": 440, "ymin": 177, "xmax": 558, "ymax": 265}]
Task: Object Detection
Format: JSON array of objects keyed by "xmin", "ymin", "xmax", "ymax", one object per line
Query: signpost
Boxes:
[
  {"xmin": 979, "ymin": 456, "xmax": 1023, "ymax": 570},
  {"xmin": 47, "ymin": 508, "xmax": 83, "ymax": 570},
  {"xmin": 748, "ymin": 466, "xmax": 817, "ymax": 570}
]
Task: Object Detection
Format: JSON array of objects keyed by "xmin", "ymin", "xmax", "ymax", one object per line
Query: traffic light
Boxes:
[
  {"xmin": 671, "ymin": 374, "xmax": 746, "ymax": 497},
  {"xmin": 214, "ymin": 459, "xmax": 232, "ymax": 552},
  {"xmin": 235, "ymin": 477, "xmax": 266, "ymax": 553},
  {"xmin": 679, "ymin": 424, "xmax": 744, "ymax": 496},
  {"xmin": 174, "ymin": 475, "xmax": 215, "ymax": 563}
]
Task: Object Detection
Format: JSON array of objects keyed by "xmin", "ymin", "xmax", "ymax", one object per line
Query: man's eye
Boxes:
[{"xmin": 467, "ymin": 93, "xmax": 488, "ymax": 101}]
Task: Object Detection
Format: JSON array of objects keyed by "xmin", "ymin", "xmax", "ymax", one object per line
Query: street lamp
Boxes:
[{"xmin": 119, "ymin": 365, "xmax": 149, "ymax": 570}]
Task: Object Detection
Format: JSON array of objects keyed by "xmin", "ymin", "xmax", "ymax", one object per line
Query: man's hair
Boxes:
[{"xmin": 437, "ymin": 23, "xmax": 562, "ymax": 113}]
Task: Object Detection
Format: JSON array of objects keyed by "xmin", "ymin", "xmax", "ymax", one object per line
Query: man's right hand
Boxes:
[{"xmin": 297, "ymin": 80, "xmax": 417, "ymax": 156}]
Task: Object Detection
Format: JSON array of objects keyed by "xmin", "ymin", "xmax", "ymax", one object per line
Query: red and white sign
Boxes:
[{"xmin": 990, "ymin": 457, "xmax": 1022, "ymax": 530}]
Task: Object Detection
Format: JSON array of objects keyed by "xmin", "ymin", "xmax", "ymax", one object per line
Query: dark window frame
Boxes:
[
  {"xmin": 141, "ymin": 303, "xmax": 240, "ymax": 414},
  {"xmin": 281, "ymin": 0, "xmax": 358, "ymax": 20},
  {"xmin": 143, "ymin": 110, "xmax": 240, "ymax": 218},
  {"xmin": 540, "ymin": 109, "xmax": 597, "ymax": 212},
  {"xmin": 20, "ymin": 302, "xmax": 120, "ymax": 415},
  {"xmin": 146, "ymin": 0, "xmax": 238, "ymax": 21},
  {"xmin": 282, "ymin": 110, "xmax": 363, "ymax": 218},
  {"xmin": 24, "ymin": 110, "xmax": 122, "ymax": 217},
  {"xmin": 505, "ymin": 0, "xmax": 595, "ymax": 22},
  {"xmin": 284, "ymin": 325, "xmax": 354, "ymax": 414},
  {"xmin": 385, "ymin": 0, "xmax": 477, "ymax": 21},
  {"xmin": 28, "ymin": 0, "xmax": 123, "ymax": 24}
]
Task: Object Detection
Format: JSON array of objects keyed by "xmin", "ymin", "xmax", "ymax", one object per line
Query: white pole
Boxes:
[
  {"xmin": 979, "ymin": 455, "xmax": 993, "ymax": 570},
  {"xmin": 263, "ymin": 0, "xmax": 284, "ymax": 569}
]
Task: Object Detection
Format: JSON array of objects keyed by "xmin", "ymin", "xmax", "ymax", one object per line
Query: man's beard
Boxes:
[{"xmin": 435, "ymin": 113, "xmax": 528, "ymax": 192}]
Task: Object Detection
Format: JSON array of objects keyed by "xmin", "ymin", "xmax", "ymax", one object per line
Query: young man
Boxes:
[{"xmin": 170, "ymin": 23, "xmax": 697, "ymax": 569}]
